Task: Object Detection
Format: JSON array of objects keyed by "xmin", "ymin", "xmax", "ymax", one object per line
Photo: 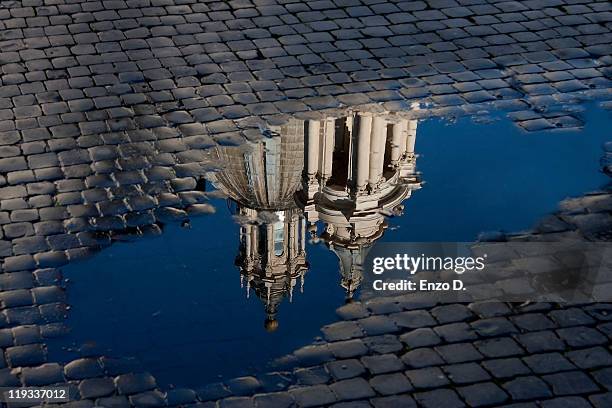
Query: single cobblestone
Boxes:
[
  {"xmin": 361, "ymin": 354, "xmax": 404, "ymax": 375},
  {"xmin": 415, "ymin": 388, "xmax": 465, "ymax": 408},
  {"xmin": 289, "ymin": 384, "xmax": 336, "ymax": 407}
]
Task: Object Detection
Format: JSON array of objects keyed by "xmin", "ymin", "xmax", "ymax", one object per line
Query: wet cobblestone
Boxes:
[{"xmin": 0, "ymin": 0, "xmax": 610, "ymax": 407}]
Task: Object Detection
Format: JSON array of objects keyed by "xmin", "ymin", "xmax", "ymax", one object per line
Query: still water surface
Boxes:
[{"xmin": 51, "ymin": 107, "xmax": 610, "ymax": 387}]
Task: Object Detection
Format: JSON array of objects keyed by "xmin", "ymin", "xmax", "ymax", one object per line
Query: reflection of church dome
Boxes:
[
  {"xmin": 209, "ymin": 121, "xmax": 308, "ymax": 330},
  {"xmin": 210, "ymin": 120, "xmax": 304, "ymax": 210},
  {"xmin": 209, "ymin": 107, "xmax": 422, "ymax": 320},
  {"xmin": 297, "ymin": 108, "xmax": 422, "ymax": 298}
]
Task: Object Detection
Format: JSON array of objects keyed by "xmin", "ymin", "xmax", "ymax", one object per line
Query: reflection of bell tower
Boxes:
[
  {"xmin": 209, "ymin": 122, "xmax": 308, "ymax": 331},
  {"xmin": 235, "ymin": 207, "xmax": 307, "ymax": 331},
  {"xmin": 297, "ymin": 107, "xmax": 421, "ymax": 299}
]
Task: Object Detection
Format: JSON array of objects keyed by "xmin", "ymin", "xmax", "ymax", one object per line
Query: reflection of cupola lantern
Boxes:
[
  {"xmin": 209, "ymin": 122, "xmax": 308, "ymax": 329},
  {"xmin": 332, "ymin": 245, "xmax": 368, "ymax": 300},
  {"xmin": 297, "ymin": 107, "xmax": 421, "ymax": 298}
]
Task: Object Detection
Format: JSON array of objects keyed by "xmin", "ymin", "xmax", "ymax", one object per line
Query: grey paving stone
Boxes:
[
  {"xmin": 370, "ymin": 395, "xmax": 416, "ymax": 408},
  {"xmin": 444, "ymin": 362, "xmax": 491, "ymax": 384},
  {"xmin": 390, "ymin": 310, "xmax": 436, "ymax": 329},
  {"xmin": 474, "ymin": 337, "xmax": 525, "ymax": 358},
  {"xmin": 540, "ymin": 396, "xmax": 592, "ymax": 408},
  {"xmin": 330, "ymin": 401, "xmax": 371, "ymax": 408},
  {"xmin": 565, "ymin": 347, "xmax": 612, "ymax": 369},
  {"xmin": 401, "ymin": 348, "xmax": 444, "ymax": 369},
  {"xmin": 198, "ymin": 382, "xmax": 232, "ymax": 401},
  {"xmin": 219, "ymin": 396, "xmax": 255, "ymax": 408},
  {"xmin": 253, "ymin": 392, "xmax": 294, "ymax": 408},
  {"xmin": 471, "ymin": 317, "xmax": 518, "ymax": 337},
  {"xmin": 516, "ymin": 330, "xmax": 566, "ymax": 353},
  {"xmin": 358, "ymin": 315, "xmax": 398, "ymax": 335},
  {"xmin": 369, "ymin": 372, "xmax": 413, "ymax": 396},
  {"xmin": 5, "ymin": 344, "xmax": 46, "ymax": 367},
  {"xmin": 21, "ymin": 363, "xmax": 64, "ymax": 385},
  {"xmin": 523, "ymin": 353, "xmax": 576, "ymax": 374},
  {"xmin": 503, "ymin": 376, "xmax": 553, "ymax": 400},
  {"xmin": 328, "ymin": 339, "xmax": 368, "ymax": 359},
  {"xmin": 519, "ymin": 118, "xmax": 556, "ymax": 132},
  {"xmin": 590, "ymin": 393, "xmax": 612, "ymax": 408},
  {"xmin": 0, "ymin": 368, "xmax": 20, "ymax": 387},
  {"xmin": 293, "ymin": 366, "xmax": 330, "ymax": 386},
  {"xmin": 511, "ymin": 313, "xmax": 557, "ymax": 331},
  {"xmin": 360, "ymin": 354, "xmax": 404, "ymax": 374},
  {"xmin": 549, "ymin": 308, "xmax": 596, "ymax": 327},
  {"xmin": 404, "ymin": 367, "xmax": 449, "ymax": 389},
  {"xmin": 78, "ymin": 377, "xmax": 116, "ymax": 399},
  {"xmin": 482, "ymin": 358, "xmax": 532, "ymax": 379},
  {"xmin": 289, "ymin": 385, "xmax": 336, "ymax": 407},
  {"xmin": 436, "ymin": 343, "xmax": 484, "ymax": 364},
  {"xmin": 414, "ymin": 388, "xmax": 465, "ymax": 408},
  {"xmin": 543, "ymin": 371, "xmax": 600, "ymax": 396},
  {"xmin": 434, "ymin": 322, "xmax": 478, "ymax": 342},
  {"xmin": 592, "ymin": 368, "xmax": 612, "ymax": 392},
  {"xmin": 458, "ymin": 382, "xmax": 509, "ymax": 407},
  {"xmin": 115, "ymin": 372, "xmax": 157, "ymax": 395},
  {"xmin": 329, "ymin": 378, "xmax": 375, "ymax": 401},
  {"xmin": 556, "ymin": 326, "xmax": 608, "ymax": 347},
  {"xmin": 227, "ymin": 376, "xmax": 262, "ymax": 396},
  {"xmin": 326, "ymin": 359, "xmax": 366, "ymax": 380},
  {"xmin": 293, "ymin": 345, "xmax": 335, "ymax": 366},
  {"xmin": 362, "ymin": 335, "xmax": 403, "ymax": 354},
  {"xmin": 399, "ymin": 328, "xmax": 441, "ymax": 348}
]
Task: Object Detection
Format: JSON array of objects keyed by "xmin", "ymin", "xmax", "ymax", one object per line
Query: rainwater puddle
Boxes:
[{"xmin": 49, "ymin": 105, "xmax": 610, "ymax": 388}]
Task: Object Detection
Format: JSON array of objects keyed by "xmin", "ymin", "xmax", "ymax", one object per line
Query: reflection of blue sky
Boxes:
[
  {"xmin": 52, "ymin": 107, "xmax": 610, "ymax": 388},
  {"xmin": 388, "ymin": 107, "xmax": 610, "ymax": 241}
]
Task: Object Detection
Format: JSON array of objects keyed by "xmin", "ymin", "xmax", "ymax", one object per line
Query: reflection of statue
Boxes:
[
  {"xmin": 209, "ymin": 122, "xmax": 308, "ymax": 331},
  {"xmin": 209, "ymin": 107, "xmax": 421, "ymax": 323},
  {"xmin": 296, "ymin": 109, "xmax": 421, "ymax": 300}
]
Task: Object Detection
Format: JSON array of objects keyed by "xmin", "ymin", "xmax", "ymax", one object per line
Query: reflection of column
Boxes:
[
  {"xmin": 291, "ymin": 216, "xmax": 298, "ymax": 258},
  {"xmin": 355, "ymin": 114, "xmax": 372, "ymax": 193},
  {"xmin": 345, "ymin": 115, "xmax": 354, "ymax": 185},
  {"xmin": 407, "ymin": 120, "xmax": 417, "ymax": 155},
  {"xmin": 392, "ymin": 120, "xmax": 409, "ymax": 165},
  {"xmin": 266, "ymin": 224, "xmax": 273, "ymax": 271},
  {"xmin": 368, "ymin": 116, "xmax": 386, "ymax": 190},
  {"xmin": 320, "ymin": 118, "xmax": 335, "ymax": 183},
  {"xmin": 287, "ymin": 219, "xmax": 292, "ymax": 259},
  {"xmin": 245, "ymin": 225, "xmax": 252, "ymax": 258},
  {"xmin": 251, "ymin": 227, "xmax": 257, "ymax": 259},
  {"xmin": 301, "ymin": 218, "xmax": 306, "ymax": 252},
  {"xmin": 306, "ymin": 121, "xmax": 320, "ymax": 179}
]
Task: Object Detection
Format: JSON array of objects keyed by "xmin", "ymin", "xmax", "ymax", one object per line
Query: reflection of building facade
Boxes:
[
  {"xmin": 297, "ymin": 110, "xmax": 421, "ymax": 299},
  {"xmin": 209, "ymin": 122, "xmax": 308, "ymax": 331},
  {"xmin": 210, "ymin": 108, "xmax": 421, "ymax": 326}
]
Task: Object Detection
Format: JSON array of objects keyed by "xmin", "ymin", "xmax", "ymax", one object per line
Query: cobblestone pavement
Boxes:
[{"xmin": 0, "ymin": 0, "xmax": 611, "ymax": 407}]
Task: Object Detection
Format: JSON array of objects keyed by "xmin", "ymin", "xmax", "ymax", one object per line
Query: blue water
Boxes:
[
  {"xmin": 388, "ymin": 108, "xmax": 610, "ymax": 241},
  {"xmin": 52, "ymin": 107, "xmax": 610, "ymax": 388},
  {"xmin": 54, "ymin": 215, "xmax": 342, "ymax": 387}
]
